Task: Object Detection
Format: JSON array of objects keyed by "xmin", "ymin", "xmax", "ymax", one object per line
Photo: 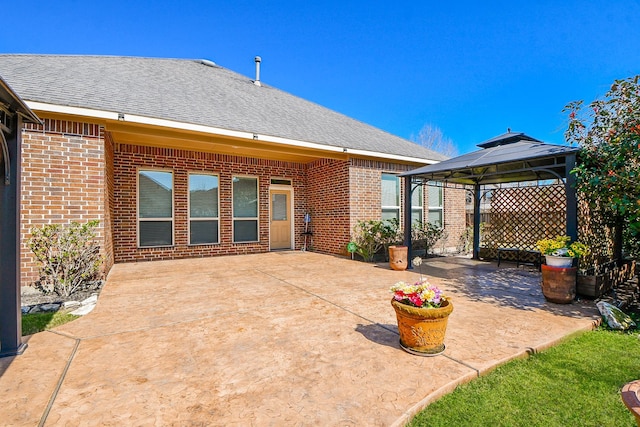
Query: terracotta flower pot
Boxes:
[
  {"xmin": 391, "ymin": 298, "xmax": 453, "ymax": 356},
  {"xmin": 621, "ymin": 380, "xmax": 640, "ymax": 427},
  {"xmin": 389, "ymin": 245, "xmax": 408, "ymax": 271}
]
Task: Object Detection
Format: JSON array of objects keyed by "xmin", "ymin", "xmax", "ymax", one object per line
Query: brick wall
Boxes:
[
  {"xmin": 305, "ymin": 158, "xmax": 350, "ymax": 254},
  {"xmin": 113, "ymin": 143, "xmax": 307, "ymax": 262},
  {"xmin": 103, "ymin": 132, "xmax": 115, "ymax": 272},
  {"xmin": 19, "ymin": 117, "xmax": 465, "ymax": 285},
  {"xmin": 20, "ymin": 119, "xmax": 106, "ymax": 287},
  {"xmin": 442, "ymin": 186, "xmax": 467, "ymax": 251},
  {"xmin": 348, "ymin": 158, "xmax": 416, "ymax": 228},
  {"xmin": 348, "ymin": 158, "xmax": 467, "ymax": 251}
]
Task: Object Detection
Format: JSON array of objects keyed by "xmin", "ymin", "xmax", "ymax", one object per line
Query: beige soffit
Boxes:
[{"xmin": 27, "ymin": 101, "xmax": 440, "ymax": 165}]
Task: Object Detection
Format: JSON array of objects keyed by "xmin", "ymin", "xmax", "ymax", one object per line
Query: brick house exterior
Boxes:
[{"xmin": 0, "ymin": 55, "xmax": 466, "ymax": 287}]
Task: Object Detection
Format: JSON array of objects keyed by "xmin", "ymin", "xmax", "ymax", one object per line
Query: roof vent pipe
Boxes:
[{"xmin": 254, "ymin": 56, "xmax": 262, "ymax": 86}]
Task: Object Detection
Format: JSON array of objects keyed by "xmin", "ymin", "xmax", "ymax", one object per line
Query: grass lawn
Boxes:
[
  {"xmin": 22, "ymin": 311, "xmax": 79, "ymax": 336},
  {"xmin": 409, "ymin": 329, "xmax": 640, "ymax": 427}
]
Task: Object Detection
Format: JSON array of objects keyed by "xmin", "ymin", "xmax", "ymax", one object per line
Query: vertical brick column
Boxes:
[{"xmin": 20, "ymin": 119, "xmax": 106, "ymax": 287}]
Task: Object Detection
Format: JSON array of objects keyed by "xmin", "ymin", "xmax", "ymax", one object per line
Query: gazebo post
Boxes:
[
  {"xmin": 472, "ymin": 183, "xmax": 481, "ymax": 260},
  {"xmin": 0, "ymin": 113, "xmax": 27, "ymax": 357},
  {"xmin": 0, "ymin": 79, "xmax": 39, "ymax": 358},
  {"xmin": 403, "ymin": 175, "xmax": 413, "ymax": 268},
  {"xmin": 565, "ymin": 154, "xmax": 578, "ymax": 243}
]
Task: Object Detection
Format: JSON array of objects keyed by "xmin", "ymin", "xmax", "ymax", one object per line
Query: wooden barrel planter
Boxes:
[{"xmin": 541, "ymin": 265, "xmax": 577, "ymax": 304}]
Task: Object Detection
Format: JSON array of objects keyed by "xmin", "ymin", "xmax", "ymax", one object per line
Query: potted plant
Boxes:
[
  {"xmin": 535, "ymin": 236, "xmax": 589, "ymax": 303},
  {"xmin": 535, "ymin": 235, "xmax": 589, "ymax": 267},
  {"xmin": 389, "ymin": 258, "xmax": 453, "ymax": 356},
  {"xmin": 388, "ymin": 245, "xmax": 408, "ymax": 270}
]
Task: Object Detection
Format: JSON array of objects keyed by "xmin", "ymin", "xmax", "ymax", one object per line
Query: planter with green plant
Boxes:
[
  {"xmin": 536, "ymin": 235, "xmax": 589, "ymax": 303},
  {"xmin": 536, "ymin": 235, "xmax": 589, "ymax": 267}
]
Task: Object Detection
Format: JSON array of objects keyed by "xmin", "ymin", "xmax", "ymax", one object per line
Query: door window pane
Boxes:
[{"xmin": 272, "ymin": 193, "xmax": 287, "ymax": 221}]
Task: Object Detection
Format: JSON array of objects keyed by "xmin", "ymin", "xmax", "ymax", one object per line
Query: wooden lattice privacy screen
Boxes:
[
  {"xmin": 480, "ymin": 184, "xmax": 566, "ymax": 259},
  {"xmin": 577, "ymin": 199, "xmax": 614, "ymax": 271}
]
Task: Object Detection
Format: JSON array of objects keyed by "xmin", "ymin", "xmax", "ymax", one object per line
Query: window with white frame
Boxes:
[
  {"xmin": 428, "ymin": 183, "xmax": 443, "ymax": 226},
  {"xmin": 233, "ymin": 176, "xmax": 259, "ymax": 242},
  {"xmin": 138, "ymin": 170, "xmax": 173, "ymax": 247},
  {"xmin": 411, "ymin": 184, "xmax": 424, "ymax": 224},
  {"xmin": 189, "ymin": 173, "xmax": 219, "ymax": 245},
  {"xmin": 381, "ymin": 173, "xmax": 400, "ymax": 221}
]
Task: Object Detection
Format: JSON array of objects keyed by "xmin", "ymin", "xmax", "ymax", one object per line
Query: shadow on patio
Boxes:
[{"xmin": 419, "ymin": 255, "xmax": 596, "ymax": 317}]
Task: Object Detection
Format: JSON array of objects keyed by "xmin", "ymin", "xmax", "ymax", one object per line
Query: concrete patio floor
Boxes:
[{"xmin": 2, "ymin": 252, "xmax": 600, "ymax": 426}]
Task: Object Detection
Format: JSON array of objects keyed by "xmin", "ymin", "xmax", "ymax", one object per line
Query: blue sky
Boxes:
[{"xmin": 3, "ymin": 1, "xmax": 639, "ymax": 154}]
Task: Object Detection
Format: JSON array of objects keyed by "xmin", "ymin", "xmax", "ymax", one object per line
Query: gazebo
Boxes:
[
  {"xmin": 399, "ymin": 131, "xmax": 580, "ymax": 264},
  {"xmin": 0, "ymin": 76, "xmax": 40, "ymax": 357}
]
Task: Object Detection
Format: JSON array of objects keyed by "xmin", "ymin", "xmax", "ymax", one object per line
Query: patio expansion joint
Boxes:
[
  {"xmin": 48, "ymin": 314, "xmax": 241, "ymax": 341},
  {"xmin": 256, "ymin": 268, "xmax": 384, "ymax": 328},
  {"xmin": 38, "ymin": 335, "xmax": 81, "ymax": 427},
  {"xmin": 442, "ymin": 354, "xmax": 481, "ymax": 376}
]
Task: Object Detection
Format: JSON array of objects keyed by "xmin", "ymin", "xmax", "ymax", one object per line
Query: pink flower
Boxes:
[{"xmin": 409, "ymin": 294, "xmax": 423, "ymax": 307}]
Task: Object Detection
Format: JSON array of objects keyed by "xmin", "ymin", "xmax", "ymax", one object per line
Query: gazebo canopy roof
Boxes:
[
  {"xmin": 400, "ymin": 131, "xmax": 580, "ymax": 186},
  {"xmin": 0, "ymin": 76, "xmax": 40, "ymax": 124}
]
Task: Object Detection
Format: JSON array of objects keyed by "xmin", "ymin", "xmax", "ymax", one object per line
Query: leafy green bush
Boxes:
[
  {"xmin": 350, "ymin": 219, "xmax": 449, "ymax": 261},
  {"xmin": 29, "ymin": 220, "xmax": 103, "ymax": 297},
  {"xmin": 565, "ymin": 75, "xmax": 640, "ymax": 258},
  {"xmin": 411, "ymin": 221, "xmax": 444, "ymax": 255},
  {"xmin": 351, "ymin": 219, "xmax": 401, "ymax": 262}
]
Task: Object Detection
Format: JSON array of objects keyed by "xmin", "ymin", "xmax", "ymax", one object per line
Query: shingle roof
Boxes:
[{"xmin": 0, "ymin": 54, "xmax": 446, "ymax": 162}]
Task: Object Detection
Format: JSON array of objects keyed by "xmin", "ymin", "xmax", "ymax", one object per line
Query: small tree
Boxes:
[
  {"xmin": 29, "ymin": 220, "xmax": 104, "ymax": 297},
  {"xmin": 411, "ymin": 123, "xmax": 458, "ymax": 157},
  {"xmin": 564, "ymin": 75, "xmax": 640, "ymax": 259}
]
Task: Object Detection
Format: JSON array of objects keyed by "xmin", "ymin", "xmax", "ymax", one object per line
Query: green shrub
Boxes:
[
  {"xmin": 29, "ymin": 220, "xmax": 103, "ymax": 297},
  {"xmin": 412, "ymin": 221, "xmax": 444, "ymax": 255},
  {"xmin": 351, "ymin": 219, "xmax": 401, "ymax": 262},
  {"xmin": 351, "ymin": 219, "xmax": 448, "ymax": 261}
]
